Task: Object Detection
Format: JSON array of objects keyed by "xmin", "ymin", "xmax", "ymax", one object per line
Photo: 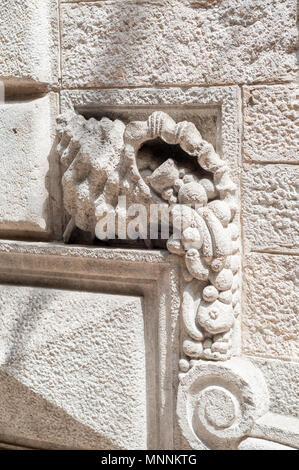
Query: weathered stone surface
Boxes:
[
  {"xmin": 0, "ymin": 94, "xmax": 58, "ymax": 235},
  {"xmin": 243, "ymin": 254, "xmax": 298, "ymax": 360},
  {"xmin": 0, "ymin": 241, "xmax": 181, "ymax": 450},
  {"xmin": 0, "ymin": 0, "xmax": 59, "ymax": 85},
  {"xmin": 251, "ymin": 412, "xmax": 299, "ymax": 449},
  {"xmin": 1, "ymin": 0, "xmax": 298, "ymax": 449},
  {"xmin": 251, "ymin": 358, "xmax": 299, "ymax": 418},
  {"xmin": 238, "ymin": 438, "xmax": 294, "ymax": 450},
  {"xmin": 242, "ymin": 164, "xmax": 299, "ymax": 253},
  {"xmin": 0, "ymin": 286, "xmax": 147, "ymax": 450},
  {"xmin": 243, "ymin": 85, "xmax": 299, "ymax": 163},
  {"xmin": 61, "ymin": 0, "xmax": 297, "ymax": 88},
  {"xmin": 0, "ymin": 440, "xmax": 31, "ymax": 450}
]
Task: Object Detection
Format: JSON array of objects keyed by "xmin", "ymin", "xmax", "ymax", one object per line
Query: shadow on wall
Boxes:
[
  {"xmin": 0, "ymin": 371, "xmax": 120, "ymax": 450},
  {"xmin": 1, "ymin": 287, "xmax": 52, "ymax": 367},
  {"xmin": 0, "ymin": 285, "xmax": 120, "ymax": 448},
  {"xmin": 46, "ymin": 134, "xmax": 64, "ymax": 241},
  {"xmin": 0, "ymin": 284, "xmax": 149, "ymax": 450}
]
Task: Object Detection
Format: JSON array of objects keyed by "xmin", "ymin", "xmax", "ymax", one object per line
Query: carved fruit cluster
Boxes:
[
  {"xmin": 124, "ymin": 111, "xmax": 240, "ymax": 365},
  {"xmin": 57, "ymin": 110, "xmax": 240, "ymax": 367}
]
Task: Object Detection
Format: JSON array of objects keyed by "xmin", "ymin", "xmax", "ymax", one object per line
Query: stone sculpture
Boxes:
[{"xmin": 57, "ymin": 110, "xmax": 240, "ymax": 366}]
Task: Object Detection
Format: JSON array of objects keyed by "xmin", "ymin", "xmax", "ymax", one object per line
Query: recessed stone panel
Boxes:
[
  {"xmin": 0, "ymin": 285, "xmax": 147, "ymax": 450},
  {"xmin": 0, "ymin": 241, "xmax": 181, "ymax": 449},
  {"xmin": 61, "ymin": 86, "xmax": 241, "ymax": 172},
  {"xmin": 60, "ymin": 0, "xmax": 297, "ymax": 88},
  {"xmin": 241, "ymin": 164, "xmax": 299, "ymax": 253},
  {"xmin": 243, "ymin": 253, "xmax": 298, "ymax": 361},
  {"xmin": 0, "ymin": 0, "xmax": 59, "ymax": 85},
  {"xmin": 0, "ymin": 93, "xmax": 58, "ymax": 236}
]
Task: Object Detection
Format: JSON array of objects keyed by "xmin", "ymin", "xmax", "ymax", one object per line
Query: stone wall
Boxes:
[{"xmin": 0, "ymin": 0, "xmax": 297, "ymax": 450}]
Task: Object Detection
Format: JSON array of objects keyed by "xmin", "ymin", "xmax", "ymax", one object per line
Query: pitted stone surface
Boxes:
[
  {"xmin": 200, "ymin": 387, "xmax": 237, "ymax": 429},
  {"xmin": 251, "ymin": 412, "xmax": 299, "ymax": 449},
  {"xmin": 0, "ymin": 286, "xmax": 147, "ymax": 450},
  {"xmin": 0, "ymin": 0, "xmax": 59, "ymax": 85},
  {"xmin": 0, "ymin": 94, "xmax": 58, "ymax": 234},
  {"xmin": 242, "ymin": 164, "xmax": 299, "ymax": 252},
  {"xmin": 60, "ymin": 0, "xmax": 297, "ymax": 88},
  {"xmin": 243, "ymin": 85, "xmax": 299, "ymax": 163},
  {"xmin": 243, "ymin": 254, "xmax": 298, "ymax": 360},
  {"xmin": 0, "ymin": 371, "xmax": 121, "ymax": 450},
  {"xmin": 239, "ymin": 438, "xmax": 294, "ymax": 450},
  {"xmin": 0, "ymin": 0, "xmax": 298, "ymax": 450},
  {"xmin": 251, "ymin": 358, "xmax": 299, "ymax": 418}
]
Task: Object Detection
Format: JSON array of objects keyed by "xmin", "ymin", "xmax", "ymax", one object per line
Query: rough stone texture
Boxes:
[
  {"xmin": 0, "ymin": 238, "xmax": 171, "ymax": 266},
  {"xmin": 242, "ymin": 164, "xmax": 299, "ymax": 253},
  {"xmin": 243, "ymin": 254, "xmax": 298, "ymax": 361},
  {"xmin": 0, "ymin": 440, "xmax": 32, "ymax": 450},
  {"xmin": 251, "ymin": 358, "xmax": 299, "ymax": 418},
  {"xmin": 0, "ymin": 285, "xmax": 147, "ymax": 450},
  {"xmin": 0, "ymin": 94, "xmax": 58, "ymax": 235},
  {"xmin": 0, "ymin": 0, "xmax": 59, "ymax": 85},
  {"xmin": 60, "ymin": 0, "xmax": 297, "ymax": 88},
  {"xmin": 238, "ymin": 437, "xmax": 294, "ymax": 450},
  {"xmin": 243, "ymin": 85, "xmax": 299, "ymax": 163}
]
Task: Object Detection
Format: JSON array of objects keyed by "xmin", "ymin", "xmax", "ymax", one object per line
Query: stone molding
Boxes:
[{"xmin": 0, "ymin": 240, "xmax": 180, "ymax": 450}]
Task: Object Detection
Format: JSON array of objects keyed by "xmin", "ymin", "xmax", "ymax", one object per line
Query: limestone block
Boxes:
[
  {"xmin": 243, "ymin": 254, "xmax": 298, "ymax": 360},
  {"xmin": 0, "ymin": 285, "xmax": 147, "ymax": 450},
  {"xmin": 0, "ymin": 441, "xmax": 31, "ymax": 450},
  {"xmin": 0, "ymin": 0, "xmax": 59, "ymax": 85},
  {"xmin": 251, "ymin": 358, "xmax": 299, "ymax": 418},
  {"xmin": 60, "ymin": 0, "xmax": 297, "ymax": 88},
  {"xmin": 0, "ymin": 93, "xmax": 58, "ymax": 235},
  {"xmin": 243, "ymin": 85, "xmax": 299, "ymax": 163},
  {"xmin": 242, "ymin": 164, "xmax": 299, "ymax": 253}
]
